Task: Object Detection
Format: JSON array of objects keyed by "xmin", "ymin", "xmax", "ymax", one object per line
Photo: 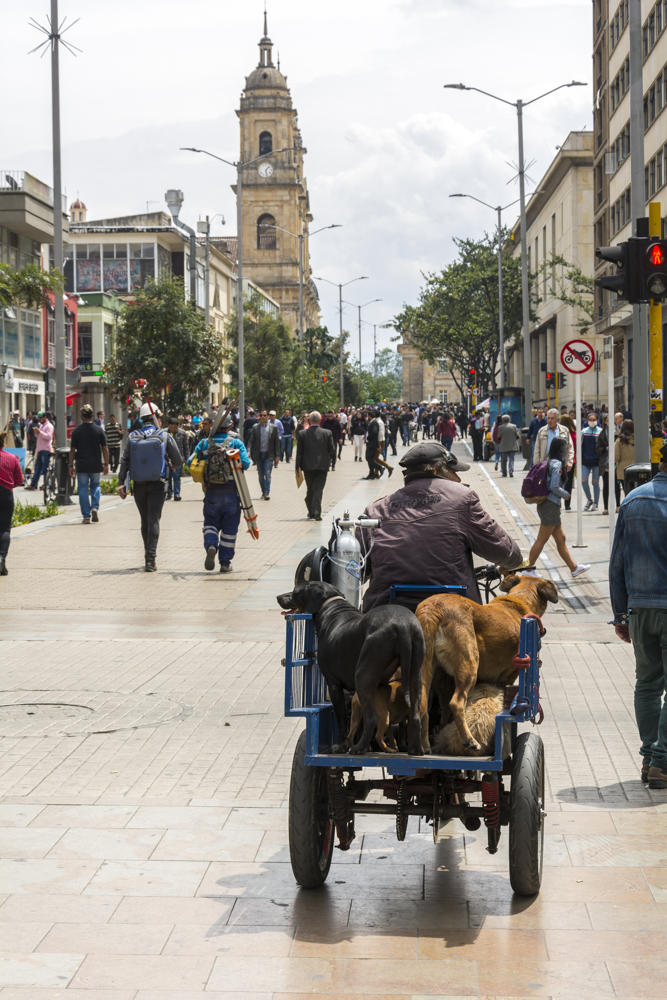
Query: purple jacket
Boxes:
[{"xmin": 360, "ymin": 475, "xmax": 523, "ymax": 609}]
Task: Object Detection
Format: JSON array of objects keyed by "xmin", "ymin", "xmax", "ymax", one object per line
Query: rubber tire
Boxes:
[
  {"xmin": 288, "ymin": 730, "xmax": 334, "ymax": 888},
  {"xmin": 509, "ymin": 731, "xmax": 545, "ymax": 896}
]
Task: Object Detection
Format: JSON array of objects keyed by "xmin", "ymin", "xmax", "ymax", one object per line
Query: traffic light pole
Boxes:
[
  {"xmin": 649, "ymin": 202, "xmax": 663, "ymax": 472},
  {"xmin": 573, "ymin": 373, "xmax": 586, "ymax": 550},
  {"xmin": 606, "ymin": 336, "xmax": 616, "ymax": 548}
]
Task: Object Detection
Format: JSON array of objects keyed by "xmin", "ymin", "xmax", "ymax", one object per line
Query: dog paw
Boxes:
[
  {"xmin": 463, "ymin": 738, "xmax": 483, "ymax": 752},
  {"xmin": 329, "ymin": 743, "xmax": 349, "ymax": 754}
]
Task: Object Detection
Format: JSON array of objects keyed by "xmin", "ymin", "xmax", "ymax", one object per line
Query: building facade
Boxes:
[
  {"xmin": 509, "ymin": 132, "xmax": 597, "ymax": 413},
  {"xmin": 398, "ymin": 333, "xmax": 462, "ymax": 406},
  {"xmin": 236, "ymin": 15, "xmax": 320, "ymax": 335}
]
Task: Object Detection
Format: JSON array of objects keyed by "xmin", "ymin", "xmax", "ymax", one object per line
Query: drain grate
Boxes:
[
  {"xmin": 0, "ymin": 690, "xmax": 190, "ymax": 738},
  {"xmin": 0, "ymin": 703, "xmax": 93, "ymax": 724}
]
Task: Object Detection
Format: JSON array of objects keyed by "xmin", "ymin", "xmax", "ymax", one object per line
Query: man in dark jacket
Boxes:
[
  {"xmin": 295, "ymin": 410, "xmax": 335, "ymax": 520},
  {"xmin": 321, "ymin": 411, "xmax": 342, "ymax": 470},
  {"xmin": 360, "ymin": 441, "xmax": 524, "ymax": 609},
  {"xmin": 166, "ymin": 417, "xmax": 189, "ymax": 501},
  {"xmin": 248, "ymin": 409, "xmax": 280, "ymax": 500}
]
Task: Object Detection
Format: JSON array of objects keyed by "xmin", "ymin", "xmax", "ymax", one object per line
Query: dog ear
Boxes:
[
  {"xmin": 537, "ymin": 579, "xmax": 559, "ymax": 604},
  {"xmin": 499, "ymin": 574, "xmax": 521, "ymax": 593}
]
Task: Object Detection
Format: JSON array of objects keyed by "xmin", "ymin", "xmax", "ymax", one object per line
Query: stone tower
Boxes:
[{"xmin": 237, "ymin": 14, "xmax": 320, "ymax": 334}]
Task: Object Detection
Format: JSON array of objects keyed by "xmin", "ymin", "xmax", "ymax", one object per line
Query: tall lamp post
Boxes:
[
  {"xmin": 265, "ymin": 223, "xmax": 341, "ymax": 341},
  {"xmin": 181, "ymin": 145, "xmax": 294, "ymax": 421},
  {"xmin": 315, "ymin": 275, "xmax": 369, "ymax": 406},
  {"xmin": 444, "ymin": 80, "xmax": 587, "ymax": 420},
  {"xmin": 343, "ymin": 298, "xmax": 382, "ymax": 370},
  {"xmin": 165, "ymin": 190, "xmax": 197, "ymax": 306}
]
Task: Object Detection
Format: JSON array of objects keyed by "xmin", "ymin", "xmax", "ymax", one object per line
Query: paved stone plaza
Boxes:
[{"xmin": 0, "ymin": 439, "xmax": 666, "ymax": 999}]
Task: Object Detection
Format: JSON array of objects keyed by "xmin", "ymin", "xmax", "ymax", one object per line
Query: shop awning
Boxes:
[{"xmin": 66, "ymin": 392, "xmax": 82, "ymax": 405}]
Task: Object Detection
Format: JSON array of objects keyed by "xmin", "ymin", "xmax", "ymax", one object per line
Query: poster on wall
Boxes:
[
  {"xmin": 104, "ymin": 259, "xmax": 128, "ymax": 292},
  {"xmin": 77, "ymin": 259, "xmax": 101, "ymax": 291},
  {"xmin": 130, "ymin": 259, "xmax": 142, "ymax": 290}
]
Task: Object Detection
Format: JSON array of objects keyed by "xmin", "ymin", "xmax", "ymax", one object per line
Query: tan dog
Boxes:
[
  {"xmin": 433, "ymin": 683, "xmax": 504, "ymax": 757},
  {"xmin": 346, "ymin": 680, "xmax": 408, "ymax": 753},
  {"xmin": 416, "ymin": 575, "xmax": 558, "ymax": 753}
]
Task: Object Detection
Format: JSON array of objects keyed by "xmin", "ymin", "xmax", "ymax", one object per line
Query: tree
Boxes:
[
  {"xmin": 540, "ymin": 252, "xmax": 594, "ymax": 335},
  {"xmin": 226, "ymin": 290, "xmax": 294, "ymax": 411},
  {"xmin": 392, "ymin": 230, "xmax": 527, "ymax": 396},
  {"xmin": 283, "ymin": 365, "xmax": 340, "ymax": 414},
  {"xmin": 102, "ymin": 276, "xmax": 224, "ymax": 413},
  {"xmin": 302, "ymin": 325, "xmax": 338, "ymax": 370},
  {"xmin": 0, "ymin": 262, "xmax": 64, "ymax": 309}
]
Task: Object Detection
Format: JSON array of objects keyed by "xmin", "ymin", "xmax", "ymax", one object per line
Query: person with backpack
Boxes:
[
  {"xmin": 117, "ymin": 403, "xmax": 183, "ymax": 572},
  {"xmin": 580, "ymin": 411, "xmax": 602, "ymax": 511},
  {"xmin": 523, "ymin": 435, "xmax": 590, "ymax": 579},
  {"xmin": 188, "ymin": 411, "xmax": 250, "ymax": 573}
]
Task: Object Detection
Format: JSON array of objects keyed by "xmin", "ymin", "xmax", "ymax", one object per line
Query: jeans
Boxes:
[
  {"xmin": 30, "ymin": 449, "xmax": 50, "ymax": 488},
  {"xmin": 108, "ymin": 446, "xmax": 121, "ymax": 473},
  {"xmin": 77, "ymin": 472, "xmax": 101, "ymax": 519},
  {"xmin": 471, "ymin": 433, "xmax": 483, "ymax": 461},
  {"xmin": 629, "ymin": 607, "xmax": 667, "ymax": 772},
  {"xmin": 304, "ymin": 469, "xmax": 327, "ymax": 518},
  {"xmin": 203, "ymin": 487, "xmax": 242, "ymax": 563},
  {"xmin": 280, "ymin": 434, "xmax": 293, "ymax": 461},
  {"xmin": 257, "ymin": 452, "xmax": 273, "ymax": 495},
  {"xmin": 401, "ymin": 425, "xmax": 410, "ymax": 446},
  {"xmin": 581, "ymin": 464, "xmax": 600, "ymax": 504},
  {"xmin": 168, "ymin": 464, "xmax": 182, "ymax": 498},
  {"xmin": 442, "ymin": 436, "xmax": 454, "ymax": 452},
  {"xmin": 0, "ymin": 486, "xmax": 13, "ymax": 557},
  {"xmin": 133, "ymin": 481, "xmax": 167, "ymax": 558},
  {"xmin": 500, "ymin": 451, "xmax": 515, "ymax": 476}
]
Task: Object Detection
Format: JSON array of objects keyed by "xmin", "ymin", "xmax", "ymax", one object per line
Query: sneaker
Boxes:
[
  {"xmin": 91, "ymin": 509, "xmax": 99, "ymax": 522},
  {"xmin": 166, "ymin": 493, "xmax": 172, "ymax": 500},
  {"xmin": 174, "ymin": 496, "xmax": 181, "ymax": 502},
  {"xmin": 495, "ymin": 463, "xmax": 499, "ymax": 470},
  {"xmin": 648, "ymin": 767, "xmax": 667, "ymax": 789},
  {"xmin": 219, "ymin": 561, "xmax": 232, "ymax": 574},
  {"xmin": 522, "ymin": 568, "xmax": 539, "ymax": 578},
  {"xmin": 145, "ymin": 557, "xmax": 156, "ymax": 572},
  {"xmin": 584, "ymin": 500, "xmax": 593, "ymax": 511},
  {"xmin": 591, "ymin": 503, "xmax": 598, "ymax": 510},
  {"xmin": 571, "ymin": 563, "xmax": 591, "ymax": 579},
  {"xmin": 509, "ymin": 473, "xmax": 514, "ymax": 477},
  {"xmin": 641, "ymin": 760, "xmax": 651, "ymax": 784},
  {"xmin": 603, "ymin": 509, "xmax": 609, "ymax": 515},
  {"xmin": 82, "ymin": 517, "xmax": 91, "ymax": 524},
  {"xmin": 205, "ymin": 545, "xmax": 217, "ymax": 571}
]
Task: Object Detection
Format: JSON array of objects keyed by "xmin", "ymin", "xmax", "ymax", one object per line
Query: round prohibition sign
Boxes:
[{"xmin": 560, "ymin": 339, "xmax": 595, "ymax": 374}]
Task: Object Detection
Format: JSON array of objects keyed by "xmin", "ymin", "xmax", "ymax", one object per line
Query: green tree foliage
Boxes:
[
  {"xmin": 226, "ymin": 290, "xmax": 294, "ymax": 411},
  {"xmin": 283, "ymin": 365, "xmax": 340, "ymax": 414},
  {"xmin": 102, "ymin": 276, "xmax": 224, "ymax": 413},
  {"xmin": 393, "ymin": 230, "xmax": 526, "ymax": 395},
  {"xmin": 0, "ymin": 262, "xmax": 64, "ymax": 309},
  {"xmin": 539, "ymin": 252, "xmax": 594, "ymax": 335},
  {"xmin": 303, "ymin": 325, "xmax": 338, "ymax": 370}
]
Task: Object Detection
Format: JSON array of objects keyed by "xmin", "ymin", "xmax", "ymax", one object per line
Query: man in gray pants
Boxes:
[{"xmin": 498, "ymin": 413, "xmax": 520, "ymax": 477}]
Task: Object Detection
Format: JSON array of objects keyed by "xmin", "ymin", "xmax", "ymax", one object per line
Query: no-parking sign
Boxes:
[{"xmin": 561, "ymin": 339, "xmax": 595, "ymax": 374}]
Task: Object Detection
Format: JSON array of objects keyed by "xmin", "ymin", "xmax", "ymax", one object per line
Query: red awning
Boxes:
[{"xmin": 66, "ymin": 392, "xmax": 82, "ymax": 405}]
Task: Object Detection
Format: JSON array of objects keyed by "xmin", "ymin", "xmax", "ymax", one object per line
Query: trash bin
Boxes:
[
  {"xmin": 55, "ymin": 446, "xmax": 74, "ymax": 504},
  {"xmin": 623, "ymin": 462, "xmax": 653, "ymax": 495},
  {"xmin": 521, "ymin": 429, "xmax": 531, "ymax": 460}
]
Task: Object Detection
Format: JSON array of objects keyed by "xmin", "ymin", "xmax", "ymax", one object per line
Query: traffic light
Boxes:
[
  {"xmin": 466, "ymin": 368, "xmax": 477, "ymax": 388},
  {"xmin": 545, "ymin": 372, "xmax": 555, "ymax": 390},
  {"xmin": 643, "ymin": 241, "xmax": 667, "ymax": 301},
  {"xmin": 557, "ymin": 372, "xmax": 567, "ymax": 390},
  {"xmin": 322, "ymin": 370, "xmax": 328, "ymax": 383},
  {"xmin": 595, "ymin": 240, "xmax": 645, "ymax": 302}
]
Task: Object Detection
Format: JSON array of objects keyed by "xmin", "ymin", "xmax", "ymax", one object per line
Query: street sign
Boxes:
[
  {"xmin": 561, "ymin": 339, "xmax": 595, "ymax": 374},
  {"xmin": 472, "ymin": 387, "xmax": 480, "ymax": 397},
  {"xmin": 464, "ymin": 388, "xmax": 472, "ymax": 396}
]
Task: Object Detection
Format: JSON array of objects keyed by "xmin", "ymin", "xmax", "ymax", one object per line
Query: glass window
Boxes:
[
  {"xmin": 438, "ymin": 390, "xmax": 448, "ymax": 405},
  {"xmin": 103, "ymin": 243, "xmax": 116, "ymax": 259},
  {"xmin": 257, "ymin": 214, "xmax": 277, "ymax": 249},
  {"xmin": 141, "ymin": 243, "xmax": 154, "ymax": 258},
  {"xmin": 650, "ymin": 86, "xmax": 656, "ymax": 122},
  {"xmin": 77, "ymin": 321, "xmax": 93, "ymax": 364},
  {"xmin": 651, "ymin": 157, "xmax": 656, "ymax": 195},
  {"xmin": 130, "ymin": 244, "xmax": 142, "ymax": 259},
  {"xmin": 20, "ymin": 308, "xmax": 41, "ymax": 368},
  {"xmin": 104, "ymin": 259, "xmax": 128, "ymax": 292},
  {"xmin": 87, "ymin": 244, "xmax": 100, "ymax": 259},
  {"xmin": 104, "ymin": 322, "xmax": 113, "ymax": 360},
  {"xmin": 3, "ymin": 314, "xmax": 19, "ymax": 363},
  {"xmin": 645, "ymin": 165, "xmax": 650, "ymax": 202},
  {"xmin": 77, "ymin": 258, "xmax": 101, "ymax": 291},
  {"xmin": 259, "ymin": 131, "xmax": 273, "ymax": 156},
  {"xmin": 658, "ymin": 150, "xmax": 664, "ymax": 189},
  {"xmin": 438, "ymin": 359, "xmax": 447, "ymax": 373}
]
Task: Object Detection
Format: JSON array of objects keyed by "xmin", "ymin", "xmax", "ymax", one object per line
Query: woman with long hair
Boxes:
[
  {"xmin": 614, "ymin": 418, "xmax": 635, "ymax": 512},
  {"xmin": 526, "ymin": 435, "xmax": 590, "ymax": 579},
  {"xmin": 0, "ymin": 430, "xmax": 24, "ymax": 575},
  {"xmin": 350, "ymin": 409, "xmax": 367, "ymax": 462}
]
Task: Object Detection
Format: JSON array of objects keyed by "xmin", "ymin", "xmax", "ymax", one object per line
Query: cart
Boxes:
[{"xmin": 284, "ymin": 584, "xmax": 545, "ymax": 896}]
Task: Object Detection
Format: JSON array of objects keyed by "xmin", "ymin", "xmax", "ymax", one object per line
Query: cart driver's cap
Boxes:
[{"xmin": 399, "ymin": 441, "xmax": 470, "ymax": 472}]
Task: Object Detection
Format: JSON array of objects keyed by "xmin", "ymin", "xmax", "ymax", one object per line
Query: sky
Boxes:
[{"xmin": 2, "ymin": 0, "xmax": 591, "ymax": 364}]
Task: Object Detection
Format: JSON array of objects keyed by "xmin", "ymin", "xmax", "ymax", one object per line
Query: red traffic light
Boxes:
[{"xmin": 649, "ymin": 244, "xmax": 665, "ymax": 266}]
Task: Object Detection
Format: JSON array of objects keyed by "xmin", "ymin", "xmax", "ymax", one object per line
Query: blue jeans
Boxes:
[
  {"xmin": 77, "ymin": 472, "xmax": 101, "ymax": 518},
  {"xmin": 501, "ymin": 451, "xmax": 515, "ymax": 476},
  {"xmin": 203, "ymin": 487, "xmax": 242, "ymax": 564},
  {"xmin": 30, "ymin": 450, "xmax": 50, "ymax": 488},
  {"xmin": 401, "ymin": 425, "xmax": 410, "ymax": 446},
  {"xmin": 630, "ymin": 608, "xmax": 667, "ymax": 772},
  {"xmin": 442, "ymin": 436, "xmax": 454, "ymax": 452},
  {"xmin": 280, "ymin": 435, "xmax": 293, "ymax": 461},
  {"xmin": 168, "ymin": 464, "xmax": 182, "ymax": 498},
  {"xmin": 257, "ymin": 452, "xmax": 273, "ymax": 495},
  {"xmin": 581, "ymin": 464, "xmax": 600, "ymax": 504}
]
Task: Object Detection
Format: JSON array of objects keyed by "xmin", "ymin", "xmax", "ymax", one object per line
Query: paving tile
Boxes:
[
  {"xmin": 84, "ymin": 860, "xmax": 208, "ymax": 896},
  {"xmin": 0, "ymin": 990, "xmax": 136, "ymax": 1000},
  {"xmin": 587, "ymin": 901, "xmax": 667, "ymax": 930},
  {"xmin": 0, "ymin": 952, "xmax": 84, "ymax": 988},
  {"xmin": 0, "ymin": 925, "xmax": 51, "ymax": 953},
  {"xmin": 255, "ymin": 829, "xmax": 362, "ymax": 865},
  {"xmin": 222, "ymin": 807, "xmax": 289, "ymax": 831},
  {"xmin": 644, "ymin": 868, "xmax": 667, "ymax": 902},
  {"xmin": 163, "ymin": 924, "xmax": 293, "ymax": 956},
  {"xmin": 564, "ymin": 834, "xmax": 667, "ymax": 867},
  {"xmin": 110, "ymin": 894, "xmax": 234, "ymax": 926},
  {"xmin": 0, "ymin": 894, "xmax": 118, "ymax": 924},
  {"xmin": 47, "ymin": 828, "xmax": 165, "ymax": 861},
  {"xmin": 226, "ymin": 896, "xmax": 351, "ymax": 928},
  {"xmin": 70, "ymin": 954, "xmax": 214, "ymax": 991},
  {"xmin": 418, "ymin": 928, "xmax": 548, "ymax": 961},
  {"xmin": 0, "ymin": 860, "xmax": 99, "ymax": 895},
  {"xmin": 468, "ymin": 900, "xmax": 591, "ymax": 930},
  {"xmin": 136, "ymin": 993, "xmax": 272, "ymax": 1000},
  {"xmin": 0, "ymin": 829, "xmax": 65, "ymax": 860},
  {"xmin": 198, "ymin": 861, "xmax": 424, "ymax": 898},
  {"xmin": 477, "ymin": 959, "xmax": 614, "ymax": 996},
  {"xmin": 273, "ymin": 995, "xmax": 410, "ymax": 1000},
  {"xmin": 545, "ymin": 927, "xmax": 667, "ymax": 961},
  {"xmin": 151, "ymin": 828, "xmax": 262, "ymax": 863},
  {"xmin": 291, "ymin": 928, "xmax": 418, "ymax": 958},
  {"xmin": 127, "ymin": 806, "xmax": 231, "ymax": 829},
  {"xmin": 347, "ymin": 899, "xmax": 469, "ymax": 930},
  {"xmin": 0, "ymin": 807, "xmax": 45, "ymax": 828},
  {"xmin": 28, "ymin": 805, "xmax": 137, "ymax": 829},
  {"xmin": 613, "ymin": 812, "xmax": 667, "ymax": 834},
  {"xmin": 206, "ymin": 955, "xmax": 345, "ymax": 993},
  {"xmin": 36, "ymin": 921, "xmax": 172, "ymax": 955},
  {"xmin": 545, "ymin": 812, "xmax": 617, "ymax": 835},
  {"xmin": 607, "ymin": 959, "xmax": 667, "ymax": 997},
  {"xmin": 463, "ymin": 832, "xmax": 570, "ymax": 867},
  {"xmin": 343, "ymin": 957, "xmax": 479, "ymax": 995},
  {"xmin": 535, "ymin": 866, "xmax": 654, "ymax": 903}
]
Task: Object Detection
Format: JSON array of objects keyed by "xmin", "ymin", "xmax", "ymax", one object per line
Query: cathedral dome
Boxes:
[{"xmin": 245, "ymin": 65, "xmax": 288, "ymax": 92}]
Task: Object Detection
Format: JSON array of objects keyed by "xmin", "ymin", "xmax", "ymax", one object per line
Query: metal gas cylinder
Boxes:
[{"xmin": 329, "ymin": 509, "xmax": 363, "ymax": 608}]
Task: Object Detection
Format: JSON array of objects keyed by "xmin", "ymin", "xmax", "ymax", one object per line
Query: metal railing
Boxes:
[{"xmin": 0, "ymin": 170, "xmax": 67, "ymax": 212}]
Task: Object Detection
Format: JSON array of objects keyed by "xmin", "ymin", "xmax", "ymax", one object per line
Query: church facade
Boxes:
[{"xmin": 236, "ymin": 17, "xmax": 320, "ymax": 334}]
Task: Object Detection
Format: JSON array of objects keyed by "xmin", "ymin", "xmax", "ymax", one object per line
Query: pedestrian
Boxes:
[
  {"xmin": 188, "ymin": 411, "xmax": 251, "ymax": 573},
  {"xmin": 614, "ymin": 419, "xmax": 635, "ymax": 512},
  {"xmin": 24, "ymin": 412, "xmax": 54, "ymax": 491},
  {"xmin": 295, "ymin": 410, "xmax": 335, "ymax": 521},
  {"xmin": 400, "ymin": 407, "xmax": 413, "ymax": 446},
  {"xmin": 117, "ymin": 403, "xmax": 182, "ymax": 572},
  {"xmin": 497, "ymin": 413, "xmax": 520, "ymax": 477},
  {"xmin": 0, "ymin": 429, "xmax": 24, "ymax": 576},
  {"xmin": 437, "ymin": 411, "xmax": 458, "ymax": 452},
  {"xmin": 351, "ymin": 410, "xmax": 366, "ymax": 462},
  {"xmin": 280, "ymin": 408, "xmax": 295, "ymax": 463},
  {"xmin": 68, "ymin": 403, "xmax": 109, "ymax": 524},
  {"xmin": 94, "ymin": 410, "xmax": 105, "ymax": 430},
  {"xmin": 337, "ymin": 407, "xmax": 348, "ymax": 457},
  {"xmin": 491, "ymin": 415, "xmax": 501, "ymax": 471},
  {"xmin": 457, "ymin": 408, "xmax": 468, "ymax": 439},
  {"xmin": 610, "ymin": 440, "xmax": 667, "ymax": 788},
  {"xmin": 7, "ymin": 410, "xmax": 23, "ymax": 447},
  {"xmin": 534, "ymin": 407, "xmax": 575, "ymax": 469},
  {"xmin": 105, "ymin": 414, "xmax": 123, "ymax": 474},
  {"xmin": 525, "ymin": 435, "xmax": 590, "ymax": 580},
  {"xmin": 25, "ymin": 413, "xmax": 38, "ymax": 472},
  {"xmin": 243, "ymin": 408, "xmax": 258, "ymax": 449},
  {"xmin": 268, "ymin": 410, "xmax": 284, "ymax": 440},
  {"xmin": 596, "ymin": 412, "xmax": 612, "ymax": 515},
  {"xmin": 527, "ymin": 406, "xmax": 546, "ymax": 466},
  {"xmin": 166, "ymin": 416, "xmax": 189, "ymax": 501},
  {"xmin": 296, "ymin": 411, "xmax": 309, "ymax": 433},
  {"xmin": 469, "ymin": 410, "xmax": 484, "ymax": 461},
  {"xmin": 248, "ymin": 409, "xmax": 280, "ymax": 500},
  {"xmin": 363, "ymin": 410, "xmax": 386, "ymax": 479},
  {"xmin": 321, "ymin": 411, "xmax": 342, "ymax": 470},
  {"xmin": 581, "ymin": 411, "xmax": 602, "ymax": 511},
  {"xmin": 387, "ymin": 408, "xmax": 399, "ymax": 455},
  {"xmin": 195, "ymin": 416, "xmax": 213, "ymax": 445},
  {"xmin": 558, "ymin": 415, "xmax": 577, "ymax": 510}
]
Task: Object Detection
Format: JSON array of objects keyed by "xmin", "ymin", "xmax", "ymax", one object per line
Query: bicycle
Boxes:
[{"xmin": 42, "ymin": 453, "xmax": 76, "ymax": 507}]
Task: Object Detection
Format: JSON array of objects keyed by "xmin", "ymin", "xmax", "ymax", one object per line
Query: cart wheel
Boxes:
[
  {"xmin": 288, "ymin": 731, "xmax": 334, "ymax": 888},
  {"xmin": 509, "ymin": 731, "xmax": 545, "ymax": 896}
]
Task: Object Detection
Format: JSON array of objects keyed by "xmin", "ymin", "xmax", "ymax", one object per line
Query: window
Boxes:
[
  {"xmin": 438, "ymin": 390, "xmax": 448, "ymax": 405},
  {"xmin": 438, "ymin": 359, "xmax": 447, "ymax": 373},
  {"xmin": 646, "ymin": 165, "xmax": 650, "ymax": 202},
  {"xmin": 20, "ymin": 309, "xmax": 41, "ymax": 368},
  {"xmin": 650, "ymin": 85, "xmax": 656, "ymax": 123},
  {"xmin": 659, "ymin": 150, "xmax": 664, "ymax": 190},
  {"xmin": 258, "ymin": 131, "xmax": 273, "ymax": 156},
  {"xmin": 257, "ymin": 214, "xmax": 276, "ymax": 249},
  {"xmin": 104, "ymin": 323, "xmax": 113, "ymax": 360},
  {"xmin": 645, "ymin": 96, "xmax": 650, "ymax": 131},
  {"xmin": 651, "ymin": 157, "xmax": 657, "ymax": 196},
  {"xmin": 77, "ymin": 321, "xmax": 93, "ymax": 365}
]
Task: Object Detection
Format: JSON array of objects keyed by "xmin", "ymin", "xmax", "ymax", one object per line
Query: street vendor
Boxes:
[{"xmin": 360, "ymin": 441, "xmax": 524, "ymax": 609}]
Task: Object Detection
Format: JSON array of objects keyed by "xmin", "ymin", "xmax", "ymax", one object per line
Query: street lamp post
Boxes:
[
  {"xmin": 265, "ymin": 223, "xmax": 341, "ymax": 341},
  {"xmin": 444, "ymin": 80, "xmax": 587, "ymax": 420},
  {"xmin": 315, "ymin": 275, "xmax": 369, "ymax": 406},
  {"xmin": 165, "ymin": 189, "xmax": 197, "ymax": 306},
  {"xmin": 181, "ymin": 146, "xmax": 295, "ymax": 421},
  {"xmin": 342, "ymin": 299, "xmax": 382, "ymax": 370}
]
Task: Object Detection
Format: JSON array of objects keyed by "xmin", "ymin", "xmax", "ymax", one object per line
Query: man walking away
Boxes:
[
  {"xmin": 610, "ymin": 441, "xmax": 667, "ymax": 789},
  {"xmin": 295, "ymin": 411, "xmax": 334, "ymax": 521},
  {"xmin": 338, "ymin": 408, "xmax": 348, "ymax": 457},
  {"xmin": 280, "ymin": 408, "xmax": 295, "ymax": 463},
  {"xmin": 249, "ymin": 410, "xmax": 280, "ymax": 500},
  {"xmin": 321, "ymin": 411, "xmax": 342, "ymax": 470},
  {"xmin": 498, "ymin": 413, "xmax": 520, "ymax": 477},
  {"xmin": 189, "ymin": 411, "xmax": 250, "ymax": 573},
  {"xmin": 24, "ymin": 412, "xmax": 54, "ymax": 491},
  {"xmin": 469, "ymin": 410, "xmax": 484, "ymax": 461},
  {"xmin": 363, "ymin": 410, "xmax": 383, "ymax": 480},
  {"xmin": 105, "ymin": 414, "xmax": 123, "ymax": 474},
  {"xmin": 167, "ymin": 417, "xmax": 189, "ymax": 501},
  {"xmin": 371, "ymin": 410, "xmax": 394, "ymax": 477},
  {"xmin": 117, "ymin": 404, "xmax": 182, "ymax": 571},
  {"xmin": 243, "ymin": 408, "xmax": 258, "ymax": 449},
  {"xmin": 527, "ymin": 407, "xmax": 546, "ymax": 466},
  {"xmin": 69, "ymin": 404, "xmax": 109, "ymax": 524}
]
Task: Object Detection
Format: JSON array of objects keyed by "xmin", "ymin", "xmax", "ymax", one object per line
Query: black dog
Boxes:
[{"xmin": 277, "ymin": 581, "xmax": 424, "ymax": 756}]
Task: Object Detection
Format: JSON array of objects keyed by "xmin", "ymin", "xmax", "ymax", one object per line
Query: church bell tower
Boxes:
[{"xmin": 236, "ymin": 14, "xmax": 320, "ymax": 333}]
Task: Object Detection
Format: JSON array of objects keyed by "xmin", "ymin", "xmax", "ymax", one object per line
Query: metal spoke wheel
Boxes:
[
  {"xmin": 509, "ymin": 732, "xmax": 545, "ymax": 895},
  {"xmin": 288, "ymin": 731, "xmax": 334, "ymax": 888},
  {"xmin": 43, "ymin": 457, "xmax": 58, "ymax": 506}
]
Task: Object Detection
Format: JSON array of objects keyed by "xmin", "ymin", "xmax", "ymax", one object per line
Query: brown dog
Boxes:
[
  {"xmin": 416, "ymin": 575, "xmax": 558, "ymax": 753},
  {"xmin": 346, "ymin": 680, "xmax": 408, "ymax": 753},
  {"xmin": 433, "ymin": 683, "xmax": 504, "ymax": 757}
]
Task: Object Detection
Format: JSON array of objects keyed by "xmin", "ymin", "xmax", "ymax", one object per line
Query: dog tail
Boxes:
[{"xmin": 398, "ymin": 622, "xmax": 425, "ymax": 713}]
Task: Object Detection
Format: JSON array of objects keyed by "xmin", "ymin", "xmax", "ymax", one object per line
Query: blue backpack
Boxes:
[{"xmin": 129, "ymin": 428, "xmax": 167, "ymax": 482}]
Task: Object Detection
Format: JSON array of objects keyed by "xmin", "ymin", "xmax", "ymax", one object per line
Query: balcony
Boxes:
[{"xmin": 0, "ymin": 170, "xmax": 67, "ymax": 243}]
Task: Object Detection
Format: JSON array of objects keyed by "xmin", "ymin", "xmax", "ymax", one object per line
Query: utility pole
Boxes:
[
  {"xmin": 315, "ymin": 275, "xmax": 369, "ymax": 408},
  {"xmin": 197, "ymin": 216, "xmax": 211, "ymax": 326},
  {"xmin": 497, "ymin": 204, "xmax": 505, "ymax": 389},
  {"xmin": 516, "ymin": 98, "xmax": 531, "ymax": 420},
  {"xmin": 49, "ymin": 0, "xmax": 66, "ymax": 448}
]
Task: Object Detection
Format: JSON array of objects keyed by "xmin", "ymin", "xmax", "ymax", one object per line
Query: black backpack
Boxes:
[{"xmin": 205, "ymin": 440, "xmax": 233, "ymax": 485}]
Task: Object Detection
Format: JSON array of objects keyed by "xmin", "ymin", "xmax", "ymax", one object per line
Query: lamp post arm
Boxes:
[{"xmin": 522, "ymin": 81, "xmax": 587, "ymax": 107}]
